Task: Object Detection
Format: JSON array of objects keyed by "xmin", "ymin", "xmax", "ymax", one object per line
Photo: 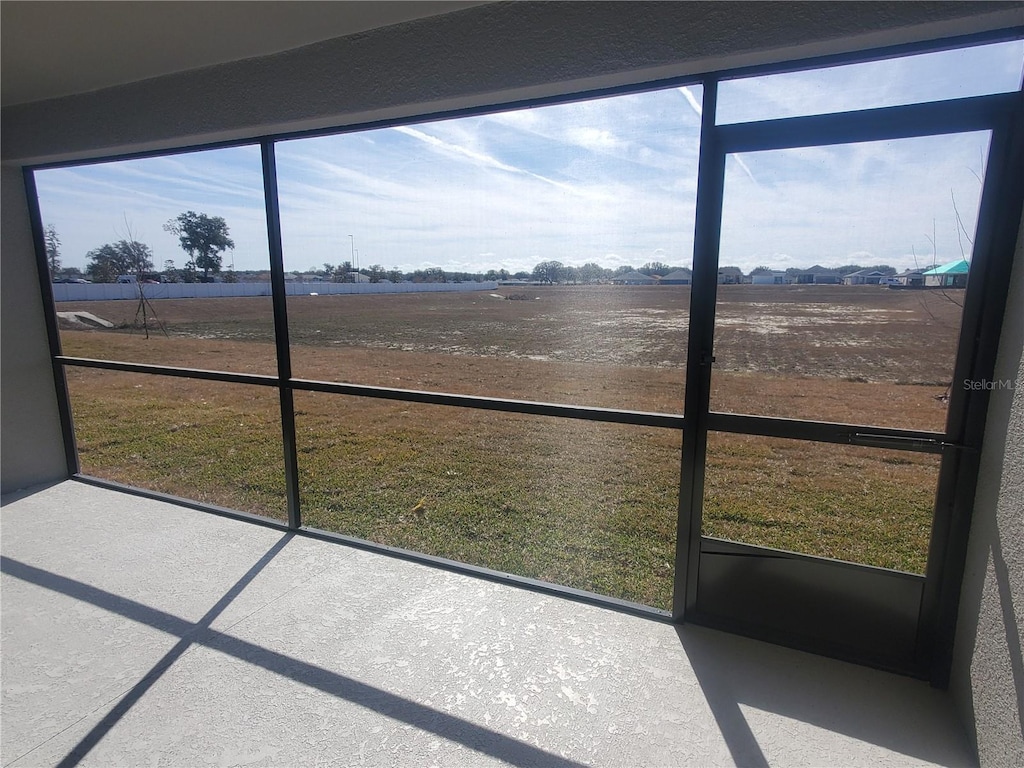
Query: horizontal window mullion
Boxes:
[
  {"xmin": 291, "ymin": 377, "xmax": 686, "ymax": 429},
  {"xmin": 717, "ymin": 92, "xmax": 1017, "ymax": 153},
  {"xmin": 56, "ymin": 356, "xmax": 279, "ymax": 387},
  {"xmin": 55, "ymin": 357, "xmax": 687, "ymax": 430},
  {"xmin": 712, "ymin": 27, "xmax": 1024, "ymax": 84},
  {"xmin": 707, "ymin": 412, "xmax": 949, "ymax": 453}
]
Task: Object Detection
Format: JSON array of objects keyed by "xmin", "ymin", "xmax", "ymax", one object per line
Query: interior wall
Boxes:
[
  {"xmin": 952, "ymin": 211, "xmax": 1024, "ymax": 767},
  {"xmin": 0, "ymin": 165, "xmax": 68, "ymax": 493}
]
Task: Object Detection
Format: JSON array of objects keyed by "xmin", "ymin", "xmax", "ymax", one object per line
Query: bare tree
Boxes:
[{"xmin": 44, "ymin": 224, "xmax": 61, "ymax": 279}]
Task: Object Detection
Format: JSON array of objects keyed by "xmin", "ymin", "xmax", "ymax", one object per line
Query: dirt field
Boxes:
[
  {"xmin": 60, "ymin": 284, "xmax": 961, "ymax": 427},
  {"xmin": 58, "ymin": 284, "xmax": 963, "ymax": 607}
]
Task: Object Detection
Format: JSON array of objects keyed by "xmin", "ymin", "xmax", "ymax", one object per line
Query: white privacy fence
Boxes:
[{"xmin": 52, "ymin": 281, "xmax": 499, "ymax": 302}]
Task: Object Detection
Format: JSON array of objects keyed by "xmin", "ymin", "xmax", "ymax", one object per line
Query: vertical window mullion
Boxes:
[
  {"xmin": 920, "ymin": 98, "xmax": 1024, "ymax": 685},
  {"xmin": 262, "ymin": 140, "xmax": 301, "ymax": 529},
  {"xmin": 674, "ymin": 76, "xmax": 724, "ymax": 621},
  {"xmin": 23, "ymin": 167, "xmax": 80, "ymax": 476}
]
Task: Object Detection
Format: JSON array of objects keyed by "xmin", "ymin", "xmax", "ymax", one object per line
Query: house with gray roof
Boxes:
[
  {"xmin": 611, "ymin": 271, "xmax": 657, "ymax": 285},
  {"xmin": 659, "ymin": 268, "xmax": 693, "ymax": 285}
]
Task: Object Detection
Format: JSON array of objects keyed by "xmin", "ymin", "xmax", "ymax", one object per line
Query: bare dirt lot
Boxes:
[
  {"xmin": 59, "ymin": 284, "xmax": 964, "ymax": 607},
  {"xmin": 60, "ymin": 284, "xmax": 961, "ymax": 427}
]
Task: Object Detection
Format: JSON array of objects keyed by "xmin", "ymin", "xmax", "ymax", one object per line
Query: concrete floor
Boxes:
[{"xmin": 2, "ymin": 481, "xmax": 975, "ymax": 767}]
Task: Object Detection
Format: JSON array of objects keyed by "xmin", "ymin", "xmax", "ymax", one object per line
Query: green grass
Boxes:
[
  {"xmin": 701, "ymin": 433, "xmax": 937, "ymax": 570},
  {"xmin": 68, "ymin": 371, "xmax": 288, "ymax": 519},
  {"xmin": 293, "ymin": 397, "xmax": 680, "ymax": 608}
]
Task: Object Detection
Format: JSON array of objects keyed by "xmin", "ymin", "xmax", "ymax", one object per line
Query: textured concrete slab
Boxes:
[{"xmin": 2, "ymin": 482, "xmax": 974, "ymax": 767}]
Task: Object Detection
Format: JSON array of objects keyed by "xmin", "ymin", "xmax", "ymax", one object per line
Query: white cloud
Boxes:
[
  {"xmin": 565, "ymin": 126, "xmax": 621, "ymax": 152},
  {"xmin": 717, "ymin": 39, "xmax": 1024, "ymax": 124}
]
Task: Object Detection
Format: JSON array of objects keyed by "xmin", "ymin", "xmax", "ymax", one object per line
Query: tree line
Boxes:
[
  {"xmin": 46, "ymin": 218, "xmax": 903, "ymax": 285},
  {"xmin": 48, "ymin": 211, "xmax": 234, "ymax": 283}
]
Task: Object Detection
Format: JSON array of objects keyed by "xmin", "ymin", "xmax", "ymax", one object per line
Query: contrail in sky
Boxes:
[
  {"xmin": 678, "ymin": 86, "xmax": 756, "ymax": 183},
  {"xmin": 393, "ymin": 125, "xmax": 576, "ymax": 192}
]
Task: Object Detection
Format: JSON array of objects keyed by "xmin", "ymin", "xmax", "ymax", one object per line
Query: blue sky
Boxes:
[{"xmin": 34, "ymin": 39, "xmax": 1022, "ymax": 277}]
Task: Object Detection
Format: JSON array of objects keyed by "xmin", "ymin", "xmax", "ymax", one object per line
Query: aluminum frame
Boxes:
[{"xmin": 683, "ymin": 81, "xmax": 1024, "ymax": 682}]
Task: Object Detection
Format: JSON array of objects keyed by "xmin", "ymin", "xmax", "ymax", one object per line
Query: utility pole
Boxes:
[{"xmin": 348, "ymin": 234, "xmax": 356, "ymax": 283}]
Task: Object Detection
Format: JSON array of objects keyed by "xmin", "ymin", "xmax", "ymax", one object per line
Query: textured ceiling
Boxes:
[{"xmin": 0, "ymin": 1, "xmax": 487, "ymax": 107}]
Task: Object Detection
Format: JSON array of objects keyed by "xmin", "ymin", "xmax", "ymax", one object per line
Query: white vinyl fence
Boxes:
[{"xmin": 52, "ymin": 281, "xmax": 499, "ymax": 302}]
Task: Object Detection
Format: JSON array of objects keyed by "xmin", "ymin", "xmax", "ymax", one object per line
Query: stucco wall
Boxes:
[
  {"xmin": 952, "ymin": 212, "xmax": 1024, "ymax": 767},
  {"xmin": 0, "ymin": 166, "xmax": 68, "ymax": 493}
]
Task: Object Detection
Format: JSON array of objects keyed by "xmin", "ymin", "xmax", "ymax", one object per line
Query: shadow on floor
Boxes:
[
  {"xmin": 677, "ymin": 625, "xmax": 971, "ymax": 767},
  {"xmin": 1, "ymin": 551, "xmax": 587, "ymax": 768}
]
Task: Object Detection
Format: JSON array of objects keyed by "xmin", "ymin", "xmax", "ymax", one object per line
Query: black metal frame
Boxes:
[
  {"xmin": 24, "ymin": 30, "xmax": 1024, "ymax": 683},
  {"xmin": 682, "ymin": 79, "xmax": 1024, "ymax": 679},
  {"xmin": 920, "ymin": 91, "xmax": 1024, "ymax": 686},
  {"xmin": 24, "ymin": 170, "xmax": 79, "ymax": 476}
]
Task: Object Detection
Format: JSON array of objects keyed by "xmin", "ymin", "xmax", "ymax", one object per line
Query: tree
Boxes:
[
  {"xmin": 164, "ymin": 211, "xmax": 234, "ymax": 281},
  {"xmin": 532, "ymin": 260, "xmax": 564, "ymax": 284},
  {"xmin": 180, "ymin": 260, "xmax": 199, "ymax": 283},
  {"xmin": 579, "ymin": 262, "xmax": 606, "ymax": 283},
  {"xmin": 640, "ymin": 261, "xmax": 671, "ymax": 276},
  {"xmin": 367, "ymin": 264, "xmax": 386, "ymax": 283},
  {"xmin": 85, "ymin": 239, "xmax": 154, "ymax": 283},
  {"xmin": 162, "ymin": 259, "xmax": 179, "ymax": 283},
  {"xmin": 749, "ymin": 265, "xmax": 774, "ymax": 275},
  {"xmin": 409, "ymin": 268, "xmax": 446, "ymax": 283},
  {"xmin": 44, "ymin": 224, "xmax": 61, "ymax": 279},
  {"xmin": 423, "ymin": 267, "xmax": 446, "ymax": 283},
  {"xmin": 333, "ymin": 261, "xmax": 353, "ymax": 282}
]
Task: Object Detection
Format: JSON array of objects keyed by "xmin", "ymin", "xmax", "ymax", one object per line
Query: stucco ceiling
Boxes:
[{"xmin": 0, "ymin": 1, "xmax": 488, "ymax": 107}]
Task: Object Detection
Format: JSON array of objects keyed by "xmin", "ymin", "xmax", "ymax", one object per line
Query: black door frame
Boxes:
[{"xmin": 675, "ymin": 84, "xmax": 1024, "ymax": 683}]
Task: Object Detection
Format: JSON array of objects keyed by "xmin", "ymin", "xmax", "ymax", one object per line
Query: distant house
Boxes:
[
  {"xmin": 659, "ymin": 268, "xmax": 693, "ymax": 285},
  {"xmin": 718, "ymin": 266, "xmax": 744, "ymax": 284},
  {"xmin": 791, "ymin": 265, "xmax": 843, "ymax": 284},
  {"xmin": 842, "ymin": 269, "xmax": 886, "ymax": 285},
  {"xmin": 751, "ymin": 271, "xmax": 786, "ymax": 285},
  {"xmin": 894, "ymin": 269, "xmax": 926, "ymax": 287},
  {"xmin": 923, "ymin": 259, "xmax": 969, "ymax": 288},
  {"xmin": 612, "ymin": 270, "xmax": 657, "ymax": 285}
]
